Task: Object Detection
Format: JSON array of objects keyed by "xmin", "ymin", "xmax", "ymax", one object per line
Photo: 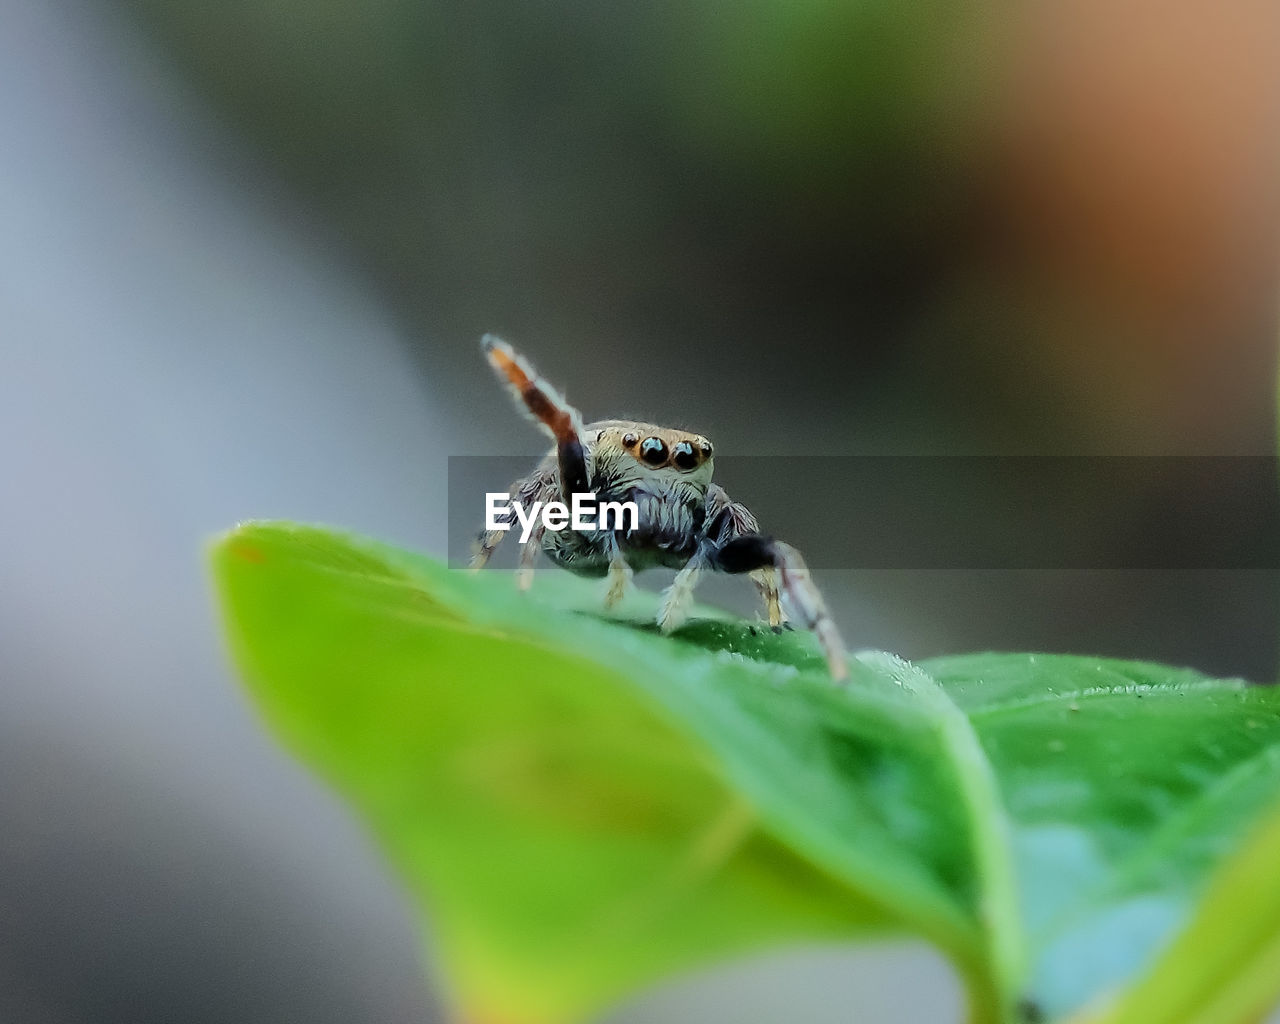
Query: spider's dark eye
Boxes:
[
  {"xmin": 639, "ymin": 436, "xmax": 667, "ymax": 465},
  {"xmin": 622, "ymin": 432, "xmax": 639, "ymax": 448},
  {"xmin": 596, "ymin": 429, "xmax": 606, "ymax": 442},
  {"xmin": 699, "ymin": 440, "xmax": 713, "ymax": 458},
  {"xmin": 672, "ymin": 441, "xmax": 698, "ymax": 470}
]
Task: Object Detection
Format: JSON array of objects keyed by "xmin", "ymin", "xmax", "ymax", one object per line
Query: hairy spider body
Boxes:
[{"xmin": 472, "ymin": 336, "xmax": 848, "ymax": 681}]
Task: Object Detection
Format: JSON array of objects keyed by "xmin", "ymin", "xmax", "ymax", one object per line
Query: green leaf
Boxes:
[
  {"xmin": 1086, "ymin": 797, "xmax": 1280, "ymax": 1024},
  {"xmin": 211, "ymin": 522, "xmax": 1280, "ymax": 1024},
  {"xmin": 923, "ymin": 655, "xmax": 1280, "ymax": 1022}
]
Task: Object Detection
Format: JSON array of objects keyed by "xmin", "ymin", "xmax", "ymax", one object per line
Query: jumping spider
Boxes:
[{"xmin": 471, "ymin": 336, "xmax": 848, "ymax": 681}]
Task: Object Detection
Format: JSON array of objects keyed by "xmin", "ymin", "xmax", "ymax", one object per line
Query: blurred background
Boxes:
[{"xmin": 1, "ymin": 0, "xmax": 1278, "ymax": 1020}]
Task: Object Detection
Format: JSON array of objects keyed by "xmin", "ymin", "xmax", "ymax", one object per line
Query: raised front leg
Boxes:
[{"xmin": 482, "ymin": 335, "xmax": 590, "ymax": 497}]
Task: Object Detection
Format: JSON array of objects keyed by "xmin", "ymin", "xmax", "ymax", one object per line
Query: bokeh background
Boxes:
[{"xmin": 2, "ymin": 0, "xmax": 1278, "ymax": 1020}]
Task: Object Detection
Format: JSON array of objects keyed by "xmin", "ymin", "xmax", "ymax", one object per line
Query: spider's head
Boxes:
[{"xmin": 586, "ymin": 420, "xmax": 715, "ymax": 493}]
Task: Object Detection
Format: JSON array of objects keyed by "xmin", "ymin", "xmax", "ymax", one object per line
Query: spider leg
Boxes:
[
  {"xmin": 471, "ymin": 466, "xmax": 556, "ymax": 584},
  {"xmin": 707, "ymin": 532, "xmax": 848, "ymax": 682},
  {"xmin": 702, "ymin": 485, "xmax": 783, "ymax": 629},
  {"xmin": 602, "ymin": 535, "xmax": 633, "ymax": 609},
  {"xmin": 750, "ymin": 568, "xmax": 784, "ymax": 628},
  {"xmin": 471, "ymin": 508, "xmax": 512, "ymax": 571},
  {"xmin": 481, "ymin": 335, "xmax": 590, "ymax": 497},
  {"xmin": 516, "ymin": 525, "xmax": 543, "ymax": 591},
  {"xmin": 658, "ymin": 553, "xmax": 707, "ymax": 633}
]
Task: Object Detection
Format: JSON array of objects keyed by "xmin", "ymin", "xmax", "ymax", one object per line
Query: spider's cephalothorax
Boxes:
[{"xmin": 471, "ymin": 335, "xmax": 847, "ymax": 680}]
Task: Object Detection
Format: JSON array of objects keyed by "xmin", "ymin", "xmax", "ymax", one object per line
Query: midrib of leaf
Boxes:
[
  {"xmin": 490, "ymin": 625, "xmax": 1020, "ymax": 1020},
  {"xmin": 428, "ymin": 616, "xmax": 1025, "ymax": 1022},
  {"xmin": 549, "ymin": 643, "xmax": 989, "ymax": 998},
  {"xmin": 865, "ymin": 654, "xmax": 1025, "ymax": 1023}
]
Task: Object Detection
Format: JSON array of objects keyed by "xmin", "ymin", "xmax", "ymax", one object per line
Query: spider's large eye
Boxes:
[
  {"xmin": 672, "ymin": 441, "xmax": 698, "ymax": 470},
  {"xmin": 639, "ymin": 436, "xmax": 667, "ymax": 465}
]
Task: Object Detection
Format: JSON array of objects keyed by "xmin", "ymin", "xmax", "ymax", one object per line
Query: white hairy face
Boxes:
[{"xmin": 581, "ymin": 420, "xmax": 716, "ymax": 498}]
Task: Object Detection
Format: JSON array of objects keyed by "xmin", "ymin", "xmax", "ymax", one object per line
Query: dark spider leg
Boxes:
[
  {"xmin": 708, "ymin": 534, "xmax": 848, "ymax": 681},
  {"xmin": 481, "ymin": 335, "xmax": 590, "ymax": 497}
]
